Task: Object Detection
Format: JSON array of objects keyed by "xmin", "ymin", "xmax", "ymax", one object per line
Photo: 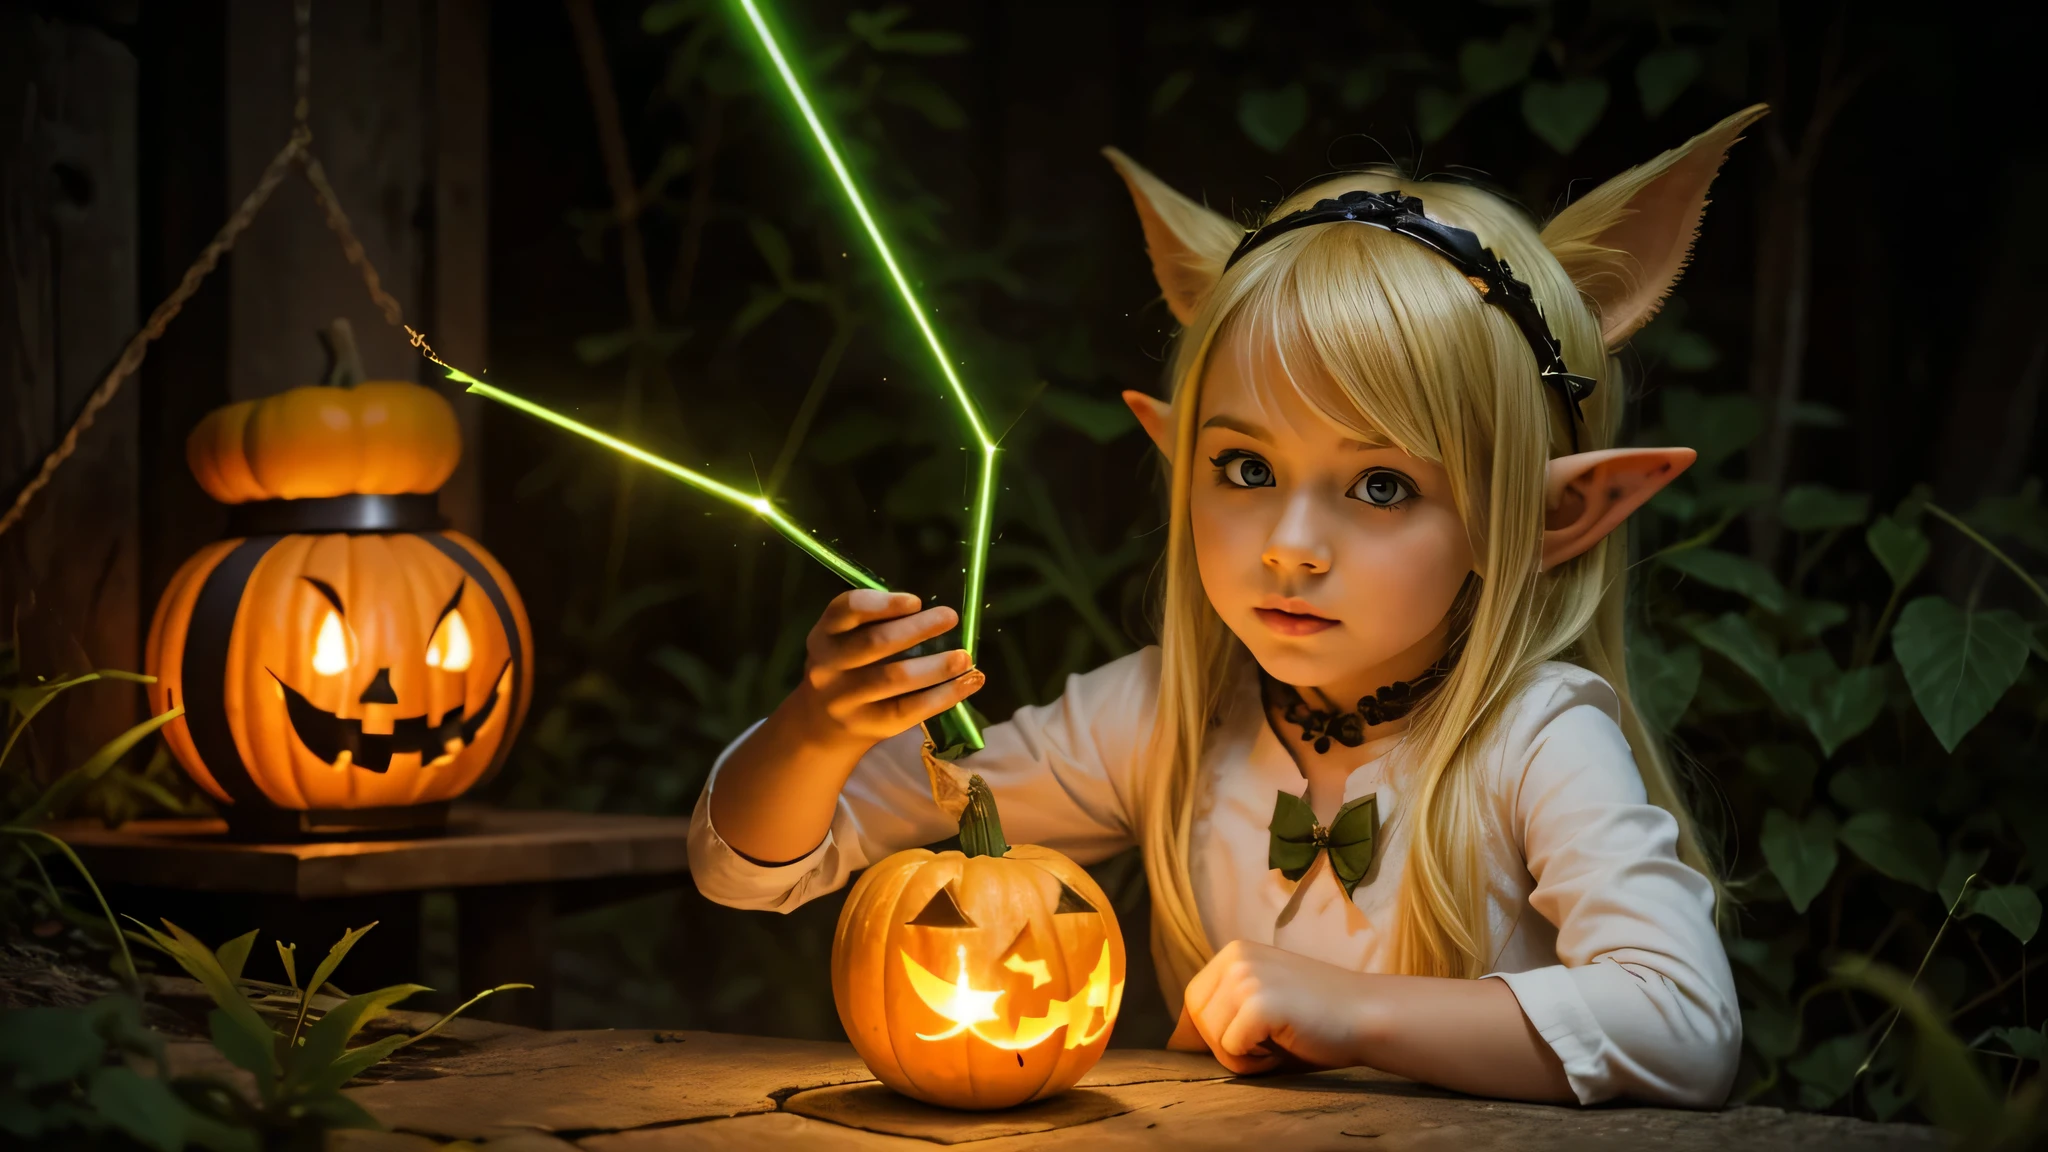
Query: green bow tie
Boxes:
[{"xmin": 1268, "ymin": 791, "xmax": 1379, "ymax": 898}]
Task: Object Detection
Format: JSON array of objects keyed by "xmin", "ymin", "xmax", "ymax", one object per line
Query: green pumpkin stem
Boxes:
[
  {"xmin": 320, "ymin": 317, "xmax": 365, "ymax": 388},
  {"xmin": 958, "ymin": 775, "xmax": 1009, "ymax": 859}
]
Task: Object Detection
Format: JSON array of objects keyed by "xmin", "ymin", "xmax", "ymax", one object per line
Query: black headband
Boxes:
[{"xmin": 1223, "ymin": 188, "xmax": 1596, "ymax": 450}]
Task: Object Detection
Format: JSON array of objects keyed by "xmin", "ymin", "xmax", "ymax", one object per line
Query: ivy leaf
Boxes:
[
  {"xmin": 1415, "ymin": 87, "xmax": 1465, "ymax": 143},
  {"xmin": 1458, "ymin": 24, "xmax": 1540, "ymax": 97},
  {"xmin": 86, "ymin": 1066, "xmax": 188, "ymax": 1152},
  {"xmin": 1636, "ymin": 47, "xmax": 1702, "ymax": 118},
  {"xmin": 1866, "ymin": 1075, "xmax": 1911, "ymax": 1122},
  {"xmin": 0, "ymin": 1006, "xmax": 105, "ymax": 1089},
  {"xmin": 1036, "ymin": 390, "xmax": 1136, "ymax": 444},
  {"xmin": 1661, "ymin": 549, "xmax": 1788, "ymax": 614},
  {"xmin": 1781, "ymin": 598, "xmax": 1850, "ymax": 639},
  {"xmin": 1660, "ymin": 388, "xmax": 1762, "ymax": 470},
  {"xmin": 746, "ymin": 218, "xmax": 794, "ymax": 285},
  {"xmin": 1743, "ymin": 1001, "xmax": 1800, "ymax": 1060},
  {"xmin": 1726, "ymin": 933, "xmax": 1800, "ymax": 996},
  {"xmin": 641, "ymin": 1, "xmax": 694, "ymax": 35},
  {"xmin": 1627, "ymin": 631, "xmax": 1699, "ymax": 733},
  {"xmin": 1761, "ymin": 807, "xmax": 1838, "ymax": 913},
  {"xmin": 1866, "ymin": 516, "xmax": 1931, "ymax": 590},
  {"xmin": 1338, "ymin": 64, "xmax": 1385, "ymax": 110},
  {"xmin": 1150, "ymin": 70, "xmax": 1194, "ymax": 117},
  {"xmin": 729, "ymin": 287, "xmax": 788, "ymax": 339},
  {"xmin": 1779, "ymin": 485, "xmax": 1870, "ymax": 532},
  {"xmin": 1838, "ymin": 810, "xmax": 1942, "ymax": 890},
  {"xmin": 847, "ymin": 8, "xmax": 967, "ymax": 55},
  {"xmin": 882, "ymin": 75, "xmax": 967, "ymax": 130},
  {"xmin": 1937, "ymin": 848, "xmax": 1988, "ymax": 910},
  {"xmin": 1688, "ymin": 612, "xmax": 1782, "ymax": 694},
  {"xmin": 1238, "ymin": 84, "xmax": 1308, "ymax": 152},
  {"xmin": 1783, "ymin": 656, "xmax": 1887, "ymax": 757},
  {"xmin": 1967, "ymin": 885, "xmax": 2042, "ymax": 944},
  {"xmin": 1987, "ymin": 1025, "xmax": 2048, "ymax": 1062},
  {"xmin": 1891, "ymin": 597, "xmax": 2031, "ymax": 751},
  {"xmin": 1791, "ymin": 401, "xmax": 1848, "ymax": 427},
  {"xmin": 1521, "ymin": 77, "xmax": 1609, "ymax": 154},
  {"xmin": 1787, "ymin": 1033, "xmax": 1865, "ymax": 1109},
  {"xmin": 1745, "ymin": 743, "xmax": 1818, "ymax": 810}
]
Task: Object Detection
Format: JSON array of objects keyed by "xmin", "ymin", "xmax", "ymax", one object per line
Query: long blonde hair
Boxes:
[{"xmin": 1138, "ymin": 172, "xmax": 1712, "ymax": 1004}]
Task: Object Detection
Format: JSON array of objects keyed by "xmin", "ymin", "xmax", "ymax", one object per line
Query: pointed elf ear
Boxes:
[
  {"xmin": 1122, "ymin": 390, "xmax": 1176, "ymax": 463},
  {"xmin": 1540, "ymin": 104, "xmax": 1768, "ymax": 348},
  {"xmin": 1541, "ymin": 448, "xmax": 1696, "ymax": 570},
  {"xmin": 1103, "ymin": 147, "xmax": 1242, "ymax": 325}
]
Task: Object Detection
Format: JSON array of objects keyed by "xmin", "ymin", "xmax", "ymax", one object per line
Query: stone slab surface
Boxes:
[
  {"xmin": 337, "ymin": 1028, "xmax": 1947, "ymax": 1150},
  {"xmin": 53, "ymin": 806, "xmax": 691, "ymax": 897},
  {"xmin": 345, "ymin": 1030, "xmax": 873, "ymax": 1140}
]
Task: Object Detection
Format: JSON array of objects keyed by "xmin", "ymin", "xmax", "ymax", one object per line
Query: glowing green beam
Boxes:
[
  {"xmin": 452, "ymin": 369, "xmax": 886, "ymax": 594},
  {"xmin": 734, "ymin": 0, "xmax": 998, "ymax": 660}
]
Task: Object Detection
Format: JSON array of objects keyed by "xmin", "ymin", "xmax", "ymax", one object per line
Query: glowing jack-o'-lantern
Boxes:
[
  {"xmin": 146, "ymin": 358, "xmax": 530, "ymax": 839},
  {"xmin": 832, "ymin": 775, "xmax": 1126, "ymax": 1109}
]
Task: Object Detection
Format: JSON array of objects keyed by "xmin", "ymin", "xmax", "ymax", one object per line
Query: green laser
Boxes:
[
  {"xmin": 734, "ymin": 0, "xmax": 998, "ymax": 662},
  {"xmin": 416, "ymin": 341, "xmax": 986, "ymax": 754},
  {"xmin": 453, "ymin": 371, "xmax": 885, "ymax": 594}
]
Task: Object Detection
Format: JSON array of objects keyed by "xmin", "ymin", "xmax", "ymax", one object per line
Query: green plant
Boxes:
[
  {"xmin": 1630, "ymin": 386, "xmax": 2048, "ymax": 1126},
  {"xmin": 124, "ymin": 919, "xmax": 526, "ymax": 1148},
  {"xmin": 2, "ymin": 666, "xmax": 186, "ymax": 985},
  {"xmin": 0, "ymin": 994, "xmax": 255, "ymax": 1151}
]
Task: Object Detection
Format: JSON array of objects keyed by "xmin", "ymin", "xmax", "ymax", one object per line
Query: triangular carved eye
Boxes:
[
  {"xmin": 907, "ymin": 883, "xmax": 976, "ymax": 928},
  {"xmin": 1053, "ymin": 881, "xmax": 1097, "ymax": 915}
]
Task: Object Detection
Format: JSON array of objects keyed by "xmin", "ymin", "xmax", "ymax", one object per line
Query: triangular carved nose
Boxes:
[{"xmin": 358, "ymin": 667, "xmax": 398, "ymax": 704}]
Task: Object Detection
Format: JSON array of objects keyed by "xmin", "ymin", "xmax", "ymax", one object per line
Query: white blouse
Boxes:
[{"xmin": 687, "ymin": 648, "xmax": 1741, "ymax": 1107}]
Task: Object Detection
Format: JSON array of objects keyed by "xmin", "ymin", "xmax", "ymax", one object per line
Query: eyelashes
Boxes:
[
  {"xmin": 1208, "ymin": 450, "xmax": 1419, "ymax": 510},
  {"xmin": 1351, "ymin": 469, "xmax": 1417, "ymax": 509},
  {"xmin": 1209, "ymin": 449, "xmax": 1274, "ymax": 489}
]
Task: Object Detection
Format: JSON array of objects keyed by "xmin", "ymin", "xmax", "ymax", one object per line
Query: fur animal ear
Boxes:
[
  {"xmin": 1103, "ymin": 147, "xmax": 1242, "ymax": 325},
  {"xmin": 1540, "ymin": 104, "xmax": 1768, "ymax": 348}
]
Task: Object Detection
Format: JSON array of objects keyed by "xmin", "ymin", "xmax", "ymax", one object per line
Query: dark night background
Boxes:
[{"xmin": 5, "ymin": 0, "xmax": 2047, "ymax": 1127}]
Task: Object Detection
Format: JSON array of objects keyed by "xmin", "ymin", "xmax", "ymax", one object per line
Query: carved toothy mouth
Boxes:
[{"xmin": 270, "ymin": 661, "xmax": 508, "ymax": 773}]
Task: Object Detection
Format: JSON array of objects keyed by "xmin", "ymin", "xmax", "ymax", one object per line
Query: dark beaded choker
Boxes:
[{"xmin": 1261, "ymin": 664, "xmax": 1449, "ymax": 754}]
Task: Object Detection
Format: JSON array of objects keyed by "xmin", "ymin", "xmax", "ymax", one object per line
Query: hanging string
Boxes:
[{"xmin": 0, "ymin": 0, "xmax": 406, "ymax": 540}]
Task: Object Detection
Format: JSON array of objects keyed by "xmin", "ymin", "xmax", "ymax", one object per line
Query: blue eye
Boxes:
[
  {"xmin": 1211, "ymin": 451, "xmax": 1274, "ymax": 488},
  {"xmin": 1351, "ymin": 469, "xmax": 1415, "ymax": 508}
]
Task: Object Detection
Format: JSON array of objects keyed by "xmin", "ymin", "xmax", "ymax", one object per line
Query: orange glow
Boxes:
[
  {"xmin": 426, "ymin": 607, "xmax": 473, "ymax": 671},
  {"xmin": 901, "ymin": 942, "xmax": 1123, "ymax": 1051},
  {"xmin": 312, "ymin": 610, "xmax": 351, "ymax": 675}
]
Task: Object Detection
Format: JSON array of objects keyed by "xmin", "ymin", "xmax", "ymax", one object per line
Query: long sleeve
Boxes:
[
  {"xmin": 687, "ymin": 647, "xmax": 1159, "ymax": 913},
  {"xmin": 1484, "ymin": 676, "xmax": 1742, "ymax": 1107}
]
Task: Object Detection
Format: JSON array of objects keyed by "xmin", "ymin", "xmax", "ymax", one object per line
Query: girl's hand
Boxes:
[
  {"xmin": 788, "ymin": 589, "xmax": 983, "ymax": 749},
  {"xmin": 710, "ymin": 590, "xmax": 980, "ymax": 866},
  {"xmin": 1176, "ymin": 940, "xmax": 1372, "ymax": 1075}
]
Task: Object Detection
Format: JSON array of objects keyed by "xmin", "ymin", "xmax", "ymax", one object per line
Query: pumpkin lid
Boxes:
[{"xmin": 187, "ymin": 321, "xmax": 463, "ymax": 505}]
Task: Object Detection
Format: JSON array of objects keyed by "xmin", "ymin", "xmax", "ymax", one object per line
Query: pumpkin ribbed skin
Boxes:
[
  {"xmin": 832, "ymin": 843, "xmax": 1126, "ymax": 1109},
  {"xmin": 146, "ymin": 530, "xmax": 531, "ymax": 811},
  {"xmin": 187, "ymin": 381, "xmax": 461, "ymax": 503}
]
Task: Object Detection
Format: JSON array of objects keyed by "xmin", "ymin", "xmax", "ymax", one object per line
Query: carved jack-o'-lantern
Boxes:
[
  {"xmin": 147, "ymin": 346, "xmax": 530, "ymax": 838},
  {"xmin": 832, "ymin": 776, "xmax": 1126, "ymax": 1109}
]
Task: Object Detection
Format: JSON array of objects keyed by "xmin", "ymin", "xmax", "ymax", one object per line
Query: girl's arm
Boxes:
[
  {"xmin": 1178, "ymin": 681, "xmax": 1740, "ymax": 1106},
  {"xmin": 709, "ymin": 589, "xmax": 981, "ymax": 865},
  {"xmin": 692, "ymin": 600, "xmax": 1155, "ymax": 911},
  {"xmin": 1174, "ymin": 941, "xmax": 1572, "ymax": 1102}
]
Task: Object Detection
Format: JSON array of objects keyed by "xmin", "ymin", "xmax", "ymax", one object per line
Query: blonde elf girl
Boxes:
[{"xmin": 691, "ymin": 104, "xmax": 1767, "ymax": 1107}]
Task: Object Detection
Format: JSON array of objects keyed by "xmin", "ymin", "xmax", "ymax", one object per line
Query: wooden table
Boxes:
[
  {"xmin": 51, "ymin": 806, "xmax": 692, "ymax": 1027},
  {"xmin": 295, "ymin": 1027, "xmax": 1946, "ymax": 1151}
]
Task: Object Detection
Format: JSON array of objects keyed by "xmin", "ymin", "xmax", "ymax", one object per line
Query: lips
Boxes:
[
  {"xmin": 1254, "ymin": 603, "xmax": 1340, "ymax": 637},
  {"xmin": 272, "ymin": 662, "xmax": 508, "ymax": 773}
]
